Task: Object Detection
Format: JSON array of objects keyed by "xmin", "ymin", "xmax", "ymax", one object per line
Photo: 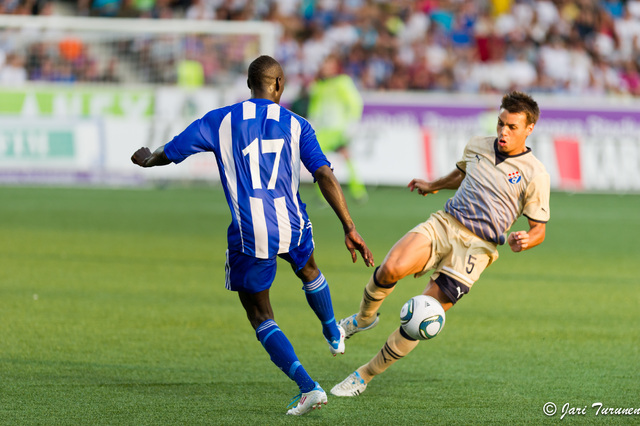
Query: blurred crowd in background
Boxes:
[{"xmin": 2, "ymin": 0, "xmax": 640, "ymax": 97}]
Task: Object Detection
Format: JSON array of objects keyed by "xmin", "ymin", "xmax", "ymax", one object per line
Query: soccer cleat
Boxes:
[
  {"xmin": 286, "ymin": 382, "xmax": 328, "ymax": 416},
  {"xmin": 327, "ymin": 324, "xmax": 346, "ymax": 356},
  {"xmin": 337, "ymin": 313, "xmax": 380, "ymax": 340},
  {"xmin": 330, "ymin": 371, "xmax": 367, "ymax": 397}
]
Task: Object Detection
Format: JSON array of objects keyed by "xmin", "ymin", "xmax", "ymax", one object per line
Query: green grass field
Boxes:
[{"xmin": 1, "ymin": 185, "xmax": 638, "ymax": 425}]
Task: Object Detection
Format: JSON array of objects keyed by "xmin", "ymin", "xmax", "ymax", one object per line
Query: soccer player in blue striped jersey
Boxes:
[
  {"xmin": 131, "ymin": 55, "xmax": 374, "ymax": 415},
  {"xmin": 331, "ymin": 91, "xmax": 550, "ymax": 398}
]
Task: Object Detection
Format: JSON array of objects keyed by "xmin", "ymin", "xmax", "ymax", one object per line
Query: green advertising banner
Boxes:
[
  {"xmin": 0, "ymin": 117, "xmax": 102, "ymax": 176},
  {"xmin": 0, "ymin": 87, "xmax": 154, "ymax": 118},
  {"xmin": 0, "ymin": 128, "xmax": 74, "ymax": 160}
]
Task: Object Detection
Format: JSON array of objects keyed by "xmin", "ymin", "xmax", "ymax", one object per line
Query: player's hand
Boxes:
[
  {"xmin": 508, "ymin": 230, "xmax": 529, "ymax": 252},
  {"xmin": 131, "ymin": 147, "xmax": 152, "ymax": 167},
  {"xmin": 408, "ymin": 179, "xmax": 439, "ymax": 196},
  {"xmin": 345, "ymin": 228, "xmax": 374, "ymax": 267}
]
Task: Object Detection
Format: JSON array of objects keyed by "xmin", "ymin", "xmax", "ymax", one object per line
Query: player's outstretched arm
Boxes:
[
  {"xmin": 313, "ymin": 165, "xmax": 374, "ymax": 267},
  {"xmin": 131, "ymin": 145, "xmax": 171, "ymax": 168},
  {"xmin": 408, "ymin": 168, "xmax": 465, "ymax": 196}
]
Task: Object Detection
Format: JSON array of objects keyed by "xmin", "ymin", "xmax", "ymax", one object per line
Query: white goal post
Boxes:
[{"xmin": 0, "ymin": 15, "xmax": 276, "ymax": 51}]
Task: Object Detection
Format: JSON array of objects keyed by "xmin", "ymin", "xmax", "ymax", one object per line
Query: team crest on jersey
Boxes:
[{"xmin": 508, "ymin": 170, "xmax": 522, "ymax": 184}]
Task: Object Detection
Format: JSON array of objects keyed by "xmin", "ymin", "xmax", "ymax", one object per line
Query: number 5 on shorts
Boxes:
[{"xmin": 466, "ymin": 255, "xmax": 476, "ymax": 274}]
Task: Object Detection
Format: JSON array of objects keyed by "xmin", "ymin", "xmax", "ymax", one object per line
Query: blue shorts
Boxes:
[
  {"xmin": 224, "ymin": 226, "xmax": 315, "ymax": 294},
  {"xmin": 434, "ymin": 273, "xmax": 470, "ymax": 305}
]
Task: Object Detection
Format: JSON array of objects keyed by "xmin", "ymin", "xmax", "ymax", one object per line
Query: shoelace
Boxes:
[
  {"xmin": 349, "ymin": 371, "xmax": 364, "ymax": 384},
  {"xmin": 287, "ymin": 393, "xmax": 302, "ymax": 408}
]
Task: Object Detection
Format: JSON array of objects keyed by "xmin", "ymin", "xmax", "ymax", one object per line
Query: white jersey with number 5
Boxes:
[{"xmin": 445, "ymin": 136, "xmax": 550, "ymax": 245}]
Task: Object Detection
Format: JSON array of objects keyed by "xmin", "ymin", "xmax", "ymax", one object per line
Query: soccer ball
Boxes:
[{"xmin": 400, "ymin": 295, "xmax": 446, "ymax": 340}]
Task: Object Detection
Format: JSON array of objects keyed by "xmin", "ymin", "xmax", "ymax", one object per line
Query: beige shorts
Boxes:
[{"xmin": 410, "ymin": 211, "xmax": 499, "ymax": 289}]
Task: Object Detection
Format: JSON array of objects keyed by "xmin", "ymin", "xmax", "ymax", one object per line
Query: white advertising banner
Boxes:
[{"xmin": 1, "ymin": 87, "xmax": 639, "ymax": 193}]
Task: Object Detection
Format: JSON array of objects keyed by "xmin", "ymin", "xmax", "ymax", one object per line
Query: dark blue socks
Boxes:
[
  {"xmin": 256, "ymin": 319, "xmax": 315, "ymax": 393},
  {"xmin": 302, "ymin": 271, "xmax": 340, "ymax": 343}
]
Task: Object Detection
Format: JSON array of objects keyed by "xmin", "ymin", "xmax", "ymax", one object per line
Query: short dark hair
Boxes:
[
  {"xmin": 247, "ymin": 55, "xmax": 281, "ymax": 90},
  {"xmin": 500, "ymin": 91, "xmax": 540, "ymax": 125}
]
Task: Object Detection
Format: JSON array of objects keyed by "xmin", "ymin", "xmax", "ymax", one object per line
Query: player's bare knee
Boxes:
[
  {"xmin": 377, "ymin": 255, "xmax": 419, "ymax": 283},
  {"xmin": 376, "ymin": 262, "xmax": 404, "ymax": 285}
]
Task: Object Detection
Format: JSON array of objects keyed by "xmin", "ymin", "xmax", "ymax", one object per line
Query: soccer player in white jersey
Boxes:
[
  {"xmin": 131, "ymin": 55, "xmax": 374, "ymax": 415},
  {"xmin": 331, "ymin": 91, "xmax": 550, "ymax": 397}
]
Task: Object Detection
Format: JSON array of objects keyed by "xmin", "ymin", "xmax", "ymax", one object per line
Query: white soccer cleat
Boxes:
[
  {"xmin": 330, "ymin": 371, "xmax": 367, "ymax": 397},
  {"xmin": 337, "ymin": 313, "xmax": 379, "ymax": 340},
  {"xmin": 286, "ymin": 382, "xmax": 328, "ymax": 416},
  {"xmin": 327, "ymin": 324, "xmax": 346, "ymax": 356}
]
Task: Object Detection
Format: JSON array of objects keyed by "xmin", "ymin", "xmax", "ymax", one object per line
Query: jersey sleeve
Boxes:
[
  {"xmin": 523, "ymin": 172, "xmax": 551, "ymax": 223},
  {"xmin": 164, "ymin": 112, "xmax": 218, "ymax": 164},
  {"xmin": 456, "ymin": 137, "xmax": 476, "ymax": 173},
  {"xmin": 298, "ymin": 117, "xmax": 331, "ymax": 175}
]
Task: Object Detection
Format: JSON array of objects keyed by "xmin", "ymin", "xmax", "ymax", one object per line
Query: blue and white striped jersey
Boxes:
[{"xmin": 164, "ymin": 98, "xmax": 331, "ymax": 259}]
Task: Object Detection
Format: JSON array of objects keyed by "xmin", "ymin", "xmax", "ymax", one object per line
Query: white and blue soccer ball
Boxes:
[{"xmin": 400, "ymin": 295, "xmax": 446, "ymax": 340}]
